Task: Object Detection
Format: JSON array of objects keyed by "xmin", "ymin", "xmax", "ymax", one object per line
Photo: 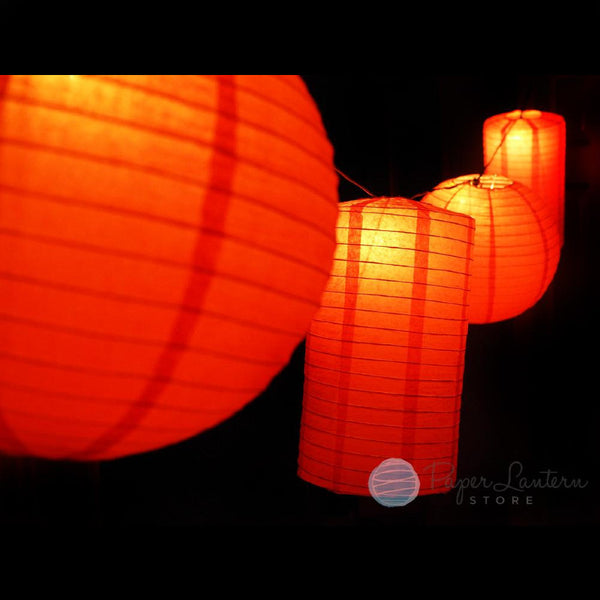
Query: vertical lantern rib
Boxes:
[
  {"xmin": 398, "ymin": 204, "xmax": 431, "ymax": 456},
  {"xmin": 332, "ymin": 201, "xmax": 366, "ymax": 485},
  {"xmin": 66, "ymin": 75, "xmax": 238, "ymax": 460},
  {"xmin": 485, "ymin": 187, "xmax": 496, "ymax": 324}
]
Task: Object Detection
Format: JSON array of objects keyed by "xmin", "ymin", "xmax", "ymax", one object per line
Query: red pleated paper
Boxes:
[
  {"xmin": 422, "ymin": 174, "xmax": 560, "ymax": 324},
  {"xmin": 297, "ymin": 197, "xmax": 475, "ymax": 497},
  {"xmin": 0, "ymin": 75, "xmax": 338, "ymax": 460},
  {"xmin": 483, "ymin": 109, "xmax": 566, "ymax": 244}
]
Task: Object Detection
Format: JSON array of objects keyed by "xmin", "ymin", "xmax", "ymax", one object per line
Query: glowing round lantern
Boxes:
[
  {"xmin": 483, "ymin": 109, "xmax": 566, "ymax": 244},
  {"xmin": 0, "ymin": 74, "xmax": 338, "ymax": 461},
  {"xmin": 297, "ymin": 197, "xmax": 475, "ymax": 497},
  {"xmin": 422, "ymin": 174, "xmax": 561, "ymax": 324}
]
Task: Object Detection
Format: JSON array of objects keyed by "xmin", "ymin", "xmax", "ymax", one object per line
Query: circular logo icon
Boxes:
[{"xmin": 368, "ymin": 458, "xmax": 420, "ymax": 507}]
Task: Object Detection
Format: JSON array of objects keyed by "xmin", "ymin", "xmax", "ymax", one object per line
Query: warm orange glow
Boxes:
[
  {"xmin": 0, "ymin": 75, "xmax": 339, "ymax": 460},
  {"xmin": 297, "ymin": 197, "xmax": 475, "ymax": 497},
  {"xmin": 422, "ymin": 175, "xmax": 560, "ymax": 324},
  {"xmin": 483, "ymin": 109, "xmax": 566, "ymax": 244}
]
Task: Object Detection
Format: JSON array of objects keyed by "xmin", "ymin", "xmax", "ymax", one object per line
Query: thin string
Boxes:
[
  {"xmin": 336, "ymin": 82, "xmax": 537, "ymax": 204},
  {"xmin": 335, "ymin": 167, "xmax": 376, "ymax": 198}
]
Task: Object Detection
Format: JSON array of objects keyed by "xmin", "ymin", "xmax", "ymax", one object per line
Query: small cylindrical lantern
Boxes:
[
  {"xmin": 297, "ymin": 197, "xmax": 475, "ymax": 497},
  {"xmin": 483, "ymin": 109, "xmax": 566, "ymax": 244},
  {"xmin": 422, "ymin": 174, "xmax": 561, "ymax": 324},
  {"xmin": 0, "ymin": 75, "xmax": 339, "ymax": 461}
]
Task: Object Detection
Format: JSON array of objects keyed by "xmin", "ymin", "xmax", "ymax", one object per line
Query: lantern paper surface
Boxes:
[
  {"xmin": 422, "ymin": 174, "xmax": 560, "ymax": 324},
  {"xmin": 483, "ymin": 109, "xmax": 566, "ymax": 243},
  {"xmin": 0, "ymin": 74, "xmax": 338, "ymax": 460},
  {"xmin": 297, "ymin": 197, "xmax": 475, "ymax": 497}
]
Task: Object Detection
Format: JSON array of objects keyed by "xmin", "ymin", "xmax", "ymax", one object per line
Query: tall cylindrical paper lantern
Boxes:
[
  {"xmin": 0, "ymin": 74, "xmax": 339, "ymax": 460},
  {"xmin": 483, "ymin": 109, "xmax": 566, "ymax": 243},
  {"xmin": 297, "ymin": 197, "xmax": 475, "ymax": 497},
  {"xmin": 422, "ymin": 174, "xmax": 560, "ymax": 324}
]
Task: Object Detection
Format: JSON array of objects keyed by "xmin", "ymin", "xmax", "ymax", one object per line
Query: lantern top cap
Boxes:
[
  {"xmin": 486, "ymin": 109, "xmax": 565, "ymax": 126},
  {"xmin": 438, "ymin": 174, "xmax": 514, "ymax": 191},
  {"xmin": 506, "ymin": 109, "xmax": 542, "ymax": 120}
]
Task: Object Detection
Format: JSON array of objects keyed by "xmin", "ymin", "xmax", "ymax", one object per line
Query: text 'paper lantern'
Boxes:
[
  {"xmin": 422, "ymin": 174, "xmax": 560, "ymax": 324},
  {"xmin": 297, "ymin": 197, "xmax": 475, "ymax": 497},
  {"xmin": 0, "ymin": 74, "xmax": 339, "ymax": 460},
  {"xmin": 483, "ymin": 109, "xmax": 566, "ymax": 243}
]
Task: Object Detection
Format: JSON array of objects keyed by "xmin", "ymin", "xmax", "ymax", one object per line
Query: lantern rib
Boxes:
[
  {"xmin": 332, "ymin": 257, "xmax": 470, "ymax": 277},
  {"xmin": 5, "ymin": 90, "xmax": 331, "ymax": 201},
  {"xmin": 326, "ymin": 273, "xmax": 470, "ymax": 292},
  {"xmin": 305, "ymin": 360, "xmax": 462, "ymax": 383},
  {"xmin": 93, "ymin": 74, "xmax": 332, "ymax": 159},
  {"xmin": 307, "ymin": 346, "xmax": 465, "ymax": 369},
  {"xmin": 0, "ymin": 182, "xmax": 334, "ymax": 251},
  {"xmin": 314, "ymin": 304, "xmax": 469, "ymax": 322},
  {"xmin": 0, "ymin": 136, "xmax": 335, "ymax": 240},
  {"xmin": 0, "ymin": 349, "xmax": 272, "ymax": 394},
  {"xmin": 0, "ymin": 224, "xmax": 329, "ymax": 298},
  {"xmin": 306, "ymin": 407, "xmax": 458, "ymax": 432},
  {"xmin": 2, "ymin": 87, "xmax": 335, "ymax": 197},
  {"xmin": 311, "ymin": 317, "xmax": 466, "ymax": 335},
  {"xmin": 0, "ymin": 271, "xmax": 303, "ymax": 338},
  {"xmin": 0, "ymin": 379, "xmax": 254, "ymax": 418},
  {"xmin": 0, "ymin": 392, "xmax": 250, "ymax": 431},
  {"xmin": 322, "ymin": 288, "xmax": 468, "ymax": 307},
  {"xmin": 304, "ymin": 376, "xmax": 463, "ymax": 398},
  {"xmin": 0, "ymin": 312, "xmax": 282, "ymax": 367}
]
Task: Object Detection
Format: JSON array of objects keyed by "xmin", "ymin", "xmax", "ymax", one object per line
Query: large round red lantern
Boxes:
[
  {"xmin": 422, "ymin": 174, "xmax": 561, "ymax": 324},
  {"xmin": 297, "ymin": 197, "xmax": 475, "ymax": 497},
  {"xmin": 483, "ymin": 109, "xmax": 566, "ymax": 244},
  {"xmin": 0, "ymin": 75, "xmax": 339, "ymax": 461}
]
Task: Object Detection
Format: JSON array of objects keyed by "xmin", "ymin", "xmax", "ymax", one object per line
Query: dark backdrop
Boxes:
[{"xmin": 1, "ymin": 74, "xmax": 598, "ymax": 526}]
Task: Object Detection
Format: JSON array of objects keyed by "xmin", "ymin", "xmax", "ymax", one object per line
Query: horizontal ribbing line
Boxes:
[
  {"xmin": 305, "ymin": 360, "xmax": 463, "ymax": 383},
  {"xmin": 0, "ymin": 182, "xmax": 334, "ymax": 266},
  {"xmin": 337, "ymin": 207, "xmax": 475, "ymax": 230},
  {"xmin": 0, "ymin": 227, "xmax": 329, "ymax": 303},
  {"xmin": 322, "ymin": 288, "xmax": 467, "ymax": 307},
  {"xmin": 0, "ymin": 311, "xmax": 282, "ymax": 366},
  {"xmin": 301, "ymin": 406, "xmax": 459, "ymax": 432},
  {"xmin": 332, "ymin": 256, "xmax": 471, "ymax": 277},
  {"xmin": 303, "ymin": 386, "xmax": 461, "ymax": 409},
  {"xmin": 300, "ymin": 432, "xmax": 457, "ymax": 460},
  {"xmin": 307, "ymin": 345, "xmax": 466, "ymax": 369},
  {"xmin": 2, "ymin": 89, "xmax": 335, "ymax": 203},
  {"xmin": 0, "ymin": 270, "xmax": 303, "ymax": 339},
  {"xmin": 0, "ymin": 378, "xmax": 249, "ymax": 416},
  {"xmin": 93, "ymin": 75, "xmax": 330, "ymax": 155},
  {"xmin": 326, "ymin": 271, "xmax": 470, "ymax": 292},
  {"xmin": 314, "ymin": 304, "xmax": 469, "ymax": 322},
  {"xmin": 0, "ymin": 349, "xmax": 269, "ymax": 392},
  {"xmin": 0, "ymin": 136, "xmax": 336, "ymax": 240},
  {"xmin": 336, "ymin": 240, "xmax": 472, "ymax": 261},
  {"xmin": 301, "ymin": 456, "xmax": 454, "ymax": 480},
  {"xmin": 311, "ymin": 316, "xmax": 466, "ymax": 336},
  {"xmin": 307, "ymin": 331, "xmax": 466, "ymax": 353}
]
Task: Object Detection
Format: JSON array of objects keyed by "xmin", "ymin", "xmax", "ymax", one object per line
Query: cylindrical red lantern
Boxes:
[
  {"xmin": 0, "ymin": 75, "xmax": 339, "ymax": 461},
  {"xmin": 422, "ymin": 174, "xmax": 561, "ymax": 324},
  {"xmin": 297, "ymin": 197, "xmax": 475, "ymax": 497},
  {"xmin": 483, "ymin": 109, "xmax": 566, "ymax": 244}
]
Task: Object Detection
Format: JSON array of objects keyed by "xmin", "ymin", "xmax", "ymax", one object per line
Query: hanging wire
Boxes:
[
  {"xmin": 335, "ymin": 167, "xmax": 376, "ymax": 198},
  {"xmin": 335, "ymin": 78, "xmax": 538, "ymax": 203}
]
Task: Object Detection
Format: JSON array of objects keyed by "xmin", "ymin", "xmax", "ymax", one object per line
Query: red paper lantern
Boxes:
[
  {"xmin": 422, "ymin": 174, "xmax": 560, "ymax": 324},
  {"xmin": 297, "ymin": 197, "xmax": 475, "ymax": 497},
  {"xmin": 0, "ymin": 75, "xmax": 338, "ymax": 460},
  {"xmin": 483, "ymin": 109, "xmax": 566, "ymax": 243}
]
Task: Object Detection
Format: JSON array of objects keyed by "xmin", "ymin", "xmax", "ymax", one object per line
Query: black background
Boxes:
[{"xmin": 0, "ymin": 74, "xmax": 598, "ymax": 527}]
